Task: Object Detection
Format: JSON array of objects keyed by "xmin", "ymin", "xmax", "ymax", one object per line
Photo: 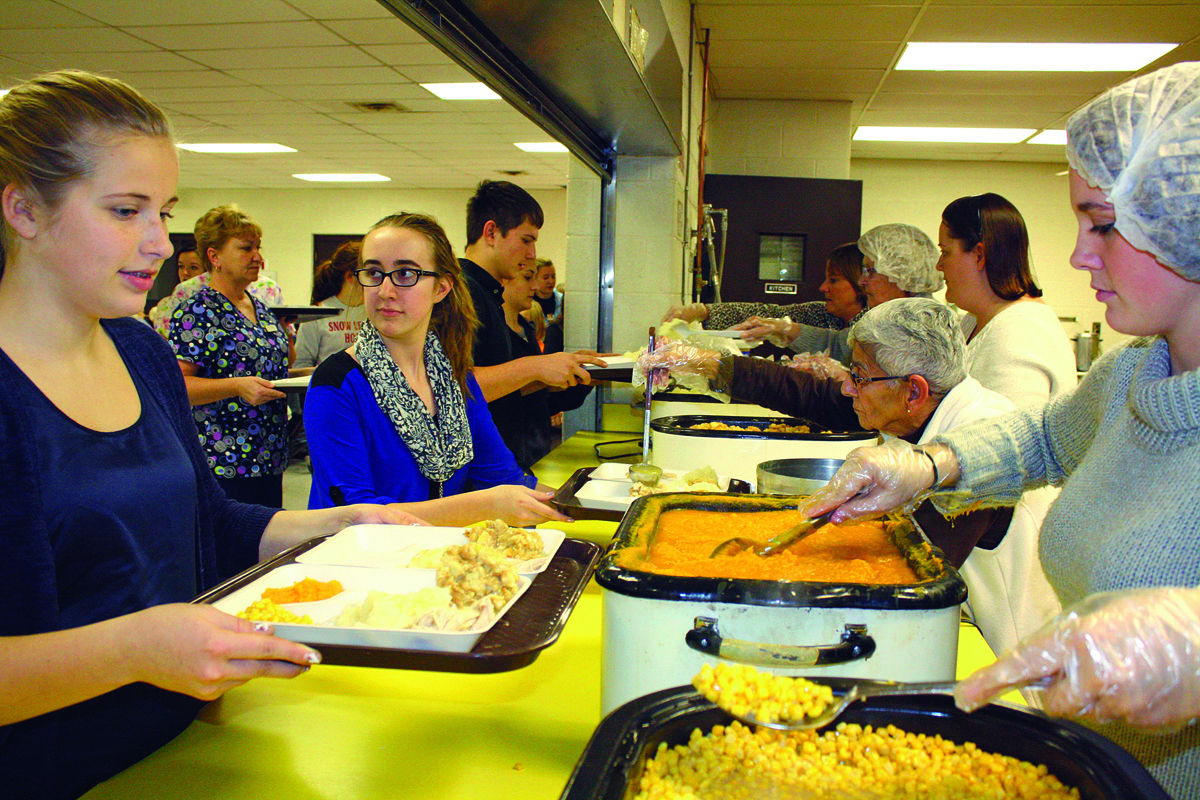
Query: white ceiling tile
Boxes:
[
  {"xmin": 323, "ymin": 17, "xmax": 427, "ymax": 45},
  {"xmin": 282, "ymin": 0, "xmax": 395, "ymax": 20},
  {"xmin": 714, "ymin": 68, "xmax": 885, "ymax": 96},
  {"xmin": 912, "ymin": 5, "xmax": 1200, "ymax": 43},
  {"xmin": 711, "ymin": 39, "xmax": 899, "ymax": 71},
  {"xmin": 5, "ymin": 51, "xmax": 211, "ymax": 74},
  {"xmin": 0, "ymin": 27, "xmax": 153, "ymax": 53},
  {"xmin": 145, "ymin": 84, "xmax": 281, "ymax": 104},
  {"xmin": 695, "ymin": 5, "xmax": 919, "ymax": 41},
  {"xmin": 53, "ymin": 0, "xmax": 305, "ymax": 26},
  {"xmin": 182, "ymin": 45, "xmax": 381, "ymax": 71},
  {"xmin": 125, "ymin": 21, "xmax": 344, "ymax": 50},
  {"xmin": 0, "ymin": 1, "xmax": 96, "ymax": 28},
  {"xmin": 360, "ymin": 43, "xmax": 455, "ymax": 66},
  {"xmin": 225, "ymin": 66, "xmax": 405, "ymax": 87},
  {"xmin": 391, "ymin": 64, "xmax": 479, "ymax": 83}
]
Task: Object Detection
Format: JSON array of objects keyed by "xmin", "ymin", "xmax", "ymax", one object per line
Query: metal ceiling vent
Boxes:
[{"xmin": 346, "ymin": 101, "xmax": 410, "ymax": 113}]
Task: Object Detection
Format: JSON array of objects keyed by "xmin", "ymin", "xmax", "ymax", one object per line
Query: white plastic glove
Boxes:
[
  {"xmin": 955, "ymin": 586, "xmax": 1200, "ymax": 731},
  {"xmin": 662, "ymin": 302, "xmax": 708, "ymax": 324},
  {"xmin": 801, "ymin": 438, "xmax": 953, "ymax": 523},
  {"xmin": 732, "ymin": 315, "xmax": 797, "ymax": 347}
]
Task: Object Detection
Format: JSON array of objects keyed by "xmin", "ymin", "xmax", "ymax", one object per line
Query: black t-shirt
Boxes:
[{"xmin": 460, "ymin": 258, "xmax": 526, "ymax": 466}]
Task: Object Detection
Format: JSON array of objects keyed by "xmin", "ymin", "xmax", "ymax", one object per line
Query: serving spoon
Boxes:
[
  {"xmin": 713, "ymin": 677, "xmax": 1052, "ymax": 731},
  {"xmin": 708, "ymin": 510, "xmax": 835, "ymax": 558}
]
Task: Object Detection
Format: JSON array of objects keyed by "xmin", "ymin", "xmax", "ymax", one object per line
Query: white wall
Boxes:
[
  {"xmin": 171, "ymin": 186, "xmax": 566, "ymax": 304},
  {"xmin": 851, "ymin": 158, "xmax": 1127, "ymax": 350},
  {"xmin": 707, "ymin": 99, "xmax": 852, "ymax": 180}
]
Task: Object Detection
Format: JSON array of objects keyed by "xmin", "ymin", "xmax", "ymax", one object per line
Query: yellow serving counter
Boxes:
[{"xmin": 83, "ymin": 433, "xmax": 1005, "ymax": 799}]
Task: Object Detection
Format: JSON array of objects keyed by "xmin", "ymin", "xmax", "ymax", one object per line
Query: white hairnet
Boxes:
[
  {"xmin": 857, "ymin": 223, "xmax": 943, "ymax": 294},
  {"xmin": 1067, "ymin": 61, "xmax": 1200, "ymax": 280}
]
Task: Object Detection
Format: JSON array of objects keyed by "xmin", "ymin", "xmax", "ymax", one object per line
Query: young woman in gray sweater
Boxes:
[{"xmin": 807, "ymin": 62, "xmax": 1200, "ymax": 799}]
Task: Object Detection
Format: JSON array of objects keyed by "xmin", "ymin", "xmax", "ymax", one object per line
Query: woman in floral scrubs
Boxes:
[{"xmin": 169, "ymin": 205, "xmax": 290, "ymax": 506}]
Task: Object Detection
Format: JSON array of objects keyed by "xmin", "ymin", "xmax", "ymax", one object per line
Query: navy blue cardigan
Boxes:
[{"xmin": 0, "ymin": 317, "xmax": 276, "ymax": 798}]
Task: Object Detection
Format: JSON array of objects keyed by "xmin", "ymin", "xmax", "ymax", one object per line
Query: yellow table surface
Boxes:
[{"xmin": 84, "ymin": 432, "xmax": 1007, "ymax": 799}]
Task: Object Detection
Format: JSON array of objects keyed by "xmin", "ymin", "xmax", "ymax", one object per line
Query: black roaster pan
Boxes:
[{"xmin": 559, "ymin": 683, "xmax": 1170, "ymax": 800}]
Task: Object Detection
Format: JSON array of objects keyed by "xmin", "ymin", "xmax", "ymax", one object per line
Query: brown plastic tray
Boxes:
[
  {"xmin": 552, "ymin": 466, "xmax": 626, "ymax": 522},
  {"xmin": 193, "ymin": 536, "xmax": 601, "ymax": 672}
]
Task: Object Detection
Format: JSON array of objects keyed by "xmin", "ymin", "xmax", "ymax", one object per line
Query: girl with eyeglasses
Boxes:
[
  {"xmin": 0, "ymin": 71, "xmax": 419, "ymax": 798},
  {"xmin": 303, "ymin": 213, "xmax": 568, "ymax": 525},
  {"xmin": 937, "ymin": 193, "xmax": 1077, "ymax": 408}
]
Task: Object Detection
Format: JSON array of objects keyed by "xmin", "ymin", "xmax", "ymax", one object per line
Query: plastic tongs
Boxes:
[{"xmin": 708, "ymin": 510, "xmax": 835, "ymax": 558}]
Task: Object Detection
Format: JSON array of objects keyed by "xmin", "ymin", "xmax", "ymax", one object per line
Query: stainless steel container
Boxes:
[
  {"xmin": 757, "ymin": 457, "xmax": 843, "ymax": 494},
  {"xmin": 595, "ymin": 493, "xmax": 966, "ymax": 714}
]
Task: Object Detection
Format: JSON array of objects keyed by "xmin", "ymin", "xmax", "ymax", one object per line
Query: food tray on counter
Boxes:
[
  {"xmin": 194, "ymin": 535, "xmax": 602, "ymax": 672},
  {"xmin": 560, "ymin": 684, "xmax": 1170, "ymax": 800},
  {"xmin": 269, "ymin": 305, "xmax": 341, "ymax": 324}
]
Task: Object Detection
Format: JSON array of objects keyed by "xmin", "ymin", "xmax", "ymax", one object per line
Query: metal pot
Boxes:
[
  {"xmin": 595, "ymin": 493, "xmax": 966, "ymax": 714},
  {"xmin": 757, "ymin": 457, "xmax": 843, "ymax": 494}
]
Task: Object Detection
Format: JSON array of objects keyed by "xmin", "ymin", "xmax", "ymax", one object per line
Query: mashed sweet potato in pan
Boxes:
[{"xmin": 617, "ymin": 509, "xmax": 919, "ymax": 584}]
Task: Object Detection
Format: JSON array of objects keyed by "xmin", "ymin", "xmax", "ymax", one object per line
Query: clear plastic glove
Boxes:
[
  {"xmin": 662, "ymin": 302, "xmax": 708, "ymax": 324},
  {"xmin": 802, "ymin": 438, "xmax": 947, "ymax": 523},
  {"xmin": 784, "ymin": 352, "xmax": 850, "ymax": 383},
  {"xmin": 733, "ymin": 315, "xmax": 797, "ymax": 347},
  {"xmin": 636, "ymin": 341, "xmax": 722, "ymax": 392},
  {"xmin": 955, "ymin": 586, "xmax": 1200, "ymax": 731}
]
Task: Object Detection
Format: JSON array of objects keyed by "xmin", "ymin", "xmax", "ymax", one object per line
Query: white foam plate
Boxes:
[
  {"xmin": 585, "ymin": 355, "xmax": 637, "ymax": 370},
  {"xmin": 271, "ymin": 375, "xmax": 312, "ymax": 390},
  {"xmin": 295, "ymin": 524, "xmax": 564, "ymax": 576},
  {"xmin": 210, "ymin": 563, "xmax": 530, "ymax": 653},
  {"xmin": 573, "ymin": 468, "xmax": 746, "ymax": 511}
]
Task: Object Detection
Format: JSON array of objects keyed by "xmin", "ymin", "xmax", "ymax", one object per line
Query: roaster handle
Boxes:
[{"xmin": 684, "ymin": 616, "xmax": 876, "ymax": 667}]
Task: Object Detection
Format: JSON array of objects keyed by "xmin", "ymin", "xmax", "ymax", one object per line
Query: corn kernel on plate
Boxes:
[
  {"xmin": 295, "ymin": 524, "xmax": 564, "ymax": 576},
  {"xmin": 211, "ymin": 563, "xmax": 530, "ymax": 653}
]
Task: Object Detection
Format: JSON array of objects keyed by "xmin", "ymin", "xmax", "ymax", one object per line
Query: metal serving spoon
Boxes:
[
  {"xmin": 708, "ymin": 510, "xmax": 835, "ymax": 558},
  {"xmin": 714, "ymin": 677, "xmax": 1051, "ymax": 731}
]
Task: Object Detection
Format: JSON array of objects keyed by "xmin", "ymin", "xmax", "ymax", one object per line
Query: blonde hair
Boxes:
[
  {"xmin": 522, "ymin": 299, "xmax": 546, "ymax": 343},
  {"xmin": 194, "ymin": 204, "xmax": 263, "ymax": 272},
  {"xmin": 366, "ymin": 213, "xmax": 478, "ymax": 394},
  {"xmin": 0, "ymin": 70, "xmax": 172, "ymax": 279}
]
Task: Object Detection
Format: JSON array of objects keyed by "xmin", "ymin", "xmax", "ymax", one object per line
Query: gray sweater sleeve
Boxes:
[
  {"xmin": 928, "ymin": 350, "xmax": 1117, "ymax": 514},
  {"xmin": 786, "ymin": 325, "xmax": 852, "ymax": 365}
]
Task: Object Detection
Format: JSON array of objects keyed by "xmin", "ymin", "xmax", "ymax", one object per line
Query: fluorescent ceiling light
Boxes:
[
  {"xmin": 178, "ymin": 142, "xmax": 296, "ymax": 154},
  {"xmin": 897, "ymin": 42, "xmax": 1176, "ymax": 72},
  {"xmin": 514, "ymin": 141, "xmax": 568, "ymax": 153},
  {"xmin": 854, "ymin": 126, "xmax": 1035, "ymax": 144},
  {"xmin": 292, "ymin": 173, "xmax": 390, "ymax": 182},
  {"xmin": 1029, "ymin": 129, "xmax": 1068, "ymax": 145},
  {"xmin": 420, "ymin": 82, "xmax": 501, "ymax": 100}
]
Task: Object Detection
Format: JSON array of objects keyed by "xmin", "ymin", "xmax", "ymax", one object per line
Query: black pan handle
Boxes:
[
  {"xmin": 726, "ymin": 478, "xmax": 752, "ymax": 494},
  {"xmin": 684, "ymin": 616, "xmax": 876, "ymax": 667}
]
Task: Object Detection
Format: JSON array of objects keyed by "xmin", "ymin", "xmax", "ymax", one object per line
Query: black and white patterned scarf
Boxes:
[{"xmin": 356, "ymin": 321, "xmax": 473, "ymax": 483}]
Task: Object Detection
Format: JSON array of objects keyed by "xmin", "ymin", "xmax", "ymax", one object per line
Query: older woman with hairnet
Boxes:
[
  {"xmin": 804, "ymin": 63, "xmax": 1200, "ymax": 798},
  {"xmin": 640, "ymin": 297, "xmax": 1060, "ymax": 657},
  {"xmin": 732, "ymin": 223, "xmax": 943, "ymax": 364}
]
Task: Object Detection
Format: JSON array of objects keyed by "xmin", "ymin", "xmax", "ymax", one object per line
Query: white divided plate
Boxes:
[
  {"xmin": 271, "ymin": 375, "xmax": 312, "ymax": 390},
  {"xmin": 585, "ymin": 355, "xmax": 637, "ymax": 370},
  {"xmin": 210, "ymin": 563, "xmax": 530, "ymax": 653},
  {"xmin": 295, "ymin": 524, "xmax": 565, "ymax": 576},
  {"xmin": 574, "ymin": 469, "xmax": 746, "ymax": 511}
]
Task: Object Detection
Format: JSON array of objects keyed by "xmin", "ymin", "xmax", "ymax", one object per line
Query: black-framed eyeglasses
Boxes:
[
  {"xmin": 354, "ymin": 266, "xmax": 439, "ymax": 288},
  {"xmin": 846, "ymin": 368, "xmax": 908, "ymax": 388}
]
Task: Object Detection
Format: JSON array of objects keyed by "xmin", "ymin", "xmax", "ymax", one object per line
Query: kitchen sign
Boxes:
[{"xmin": 764, "ymin": 283, "xmax": 797, "ymax": 295}]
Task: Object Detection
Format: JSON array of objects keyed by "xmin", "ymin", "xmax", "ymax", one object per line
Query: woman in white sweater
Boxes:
[{"xmin": 937, "ymin": 193, "xmax": 1076, "ymax": 408}]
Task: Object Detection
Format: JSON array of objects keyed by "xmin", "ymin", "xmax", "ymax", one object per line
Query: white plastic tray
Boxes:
[
  {"xmin": 210, "ymin": 563, "xmax": 530, "ymax": 653},
  {"xmin": 271, "ymin": 375, "xmax": 312, "ymax": 390},
  {"xmin": 584, "ymin": 355, "xmax": 637, "ymax": 371},
  {"xmin": 295, "ymin": 524, "xmax": 565, "ymax": 576},
  {"xmin": 573, "ymin": 466, "xmax": 745, "ymax": 511}
]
